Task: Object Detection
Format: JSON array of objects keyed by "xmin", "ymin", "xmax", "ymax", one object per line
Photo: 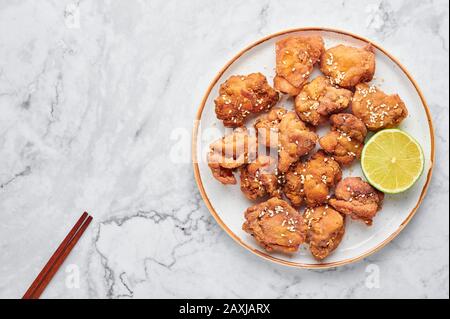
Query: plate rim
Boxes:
[{"xmin": 192, "ymin": 27, "xmax": 435, "ymax": 269}]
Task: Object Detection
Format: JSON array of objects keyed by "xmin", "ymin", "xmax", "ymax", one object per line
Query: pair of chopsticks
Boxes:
[{"xmin": 22, "ymin": 212, "xmax": 93, "ymax": 299}]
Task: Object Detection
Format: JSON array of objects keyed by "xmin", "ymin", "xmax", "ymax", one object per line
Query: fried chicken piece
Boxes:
[
  {"xmin": 329, "ymin": 177, "xmax": 384, "ymax": 226},
  {"xmin": 207, "ymin": 164, "xmax": 236, "ymax": 185},
  {"xmin": 351, "ymin": 83, "xmax": 408, "ymax": 131},
  {"xmin": 255, "ymin": 108, "xmax": 318, "ymax": 172},
  {"xmin": 207, "ymin": 127, "xmax": 257, "ymax": 184},
  {"xmin": 277, "ymin": 112, "xmax": 318, "ymax": 172},
  {"xmin": 214, "ymin": 73, "xmax": 279, "ymax": 127},
  {"xmin": 304, "ymin": 206, "xmax": 345, "ymax": 260},
  {"xmin": 284, "ymin": 151, "xmax": 342, "ymax": 207},
  {"xmin": 319, "ymin": 113, "xmax": 368, "ymax": 166},
  {"xmin": 320, "ymin": 44, "xmax": 375, "ymax": 88},
  {"xmin": 254, "ymin": 107, "xmax": 288, "ymax": 148},
  {"xmin": 274, "ymin": 36, "xmax": 325, "ymax": 96},
  {"xmin": 240, "ymin": 155, "xmax": 282, "ymax": 200},
  {"xmin": 294, "ymin": 76, "xmax": 353, "ymax": 126},
  {"xmin": 243, "ymin": 197, "xmax": 306, "ymax": 253}
]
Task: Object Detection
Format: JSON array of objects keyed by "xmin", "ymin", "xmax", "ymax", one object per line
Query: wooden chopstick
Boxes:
[{"xmin": 22, "ymin": 212, "xmax": 93, "ymax": 299}]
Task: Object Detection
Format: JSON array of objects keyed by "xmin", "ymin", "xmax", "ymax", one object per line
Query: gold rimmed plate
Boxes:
[{"xmin": 192, "ymin": 28, "xmax": 434, "ymax": 269}]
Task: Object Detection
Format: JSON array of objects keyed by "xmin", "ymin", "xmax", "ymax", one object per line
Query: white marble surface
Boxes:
[{"xmin": 0, "ymin": 0, "xmax": 448, "ymax": 299}]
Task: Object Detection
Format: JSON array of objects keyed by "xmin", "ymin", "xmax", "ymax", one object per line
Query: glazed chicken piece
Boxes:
[
  {"xmin": 207, "ymin": 127, "xmax": 257, "ymax": 184},
  {"xmin": 277, "ymin": 112, "xmax": 318, "ymax": 173},
  {"xmin": 319, "ymin": 113, "xmax": 368, "ymax": 166},
  {"xmin": 274, "ymin": 36, "xmax": 325, "ymax": 96},
  {"xmin": 215, "ymin": 73, "xmax": 279, "ymax": 127},
  {"xmin": 351, "ymin": 83, "xmax": 408, "ymax": 131},
  {"xmin": 254, "ymin": 107, "xmax": 288, "ymax": 148},
  {"xmin": 239, "ymin": 155, "xmax": 282, "ymax": 201},
  {"xmin": 207, "ymin": 164, "xmax": 236, "ymax": 185},
  {"xmin": 243, "ymin": 197, "xmax": 307, "ymax": 253},
  {"xmin": 304, "ymin": 205, "xmax": 345, "ymax": 260},
  {"xmin": 329, "ymin": 177, "xmax": 384, "ymax": 226},
  {"xmin": 294, "ymin": 76, "xmax": 353, "ymax": 126},
  {"xmin": 284, "ymin": 151, "xmax": 342, "ymax": 207},
  {"xmin": 320, "ymin": 44, "xmax": 375, "ymax": 88},
  {"xmin": 254, "ymin": 108, "xmax": 318, "ymax": 173}
]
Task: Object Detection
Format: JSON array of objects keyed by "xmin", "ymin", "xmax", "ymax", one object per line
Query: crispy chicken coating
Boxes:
[
  {"xmin": 215, "ymin": 73, "xmax": 279, "ymax": 127},
  {"xmin": 243, "ymin": 197, "xmax": 306, "ymax": 253},
  {"xmin": 294, "ymin": 76, "xmax": 353, "ymax": 126},
  {"xmin": 207, "ymin": 127, "xmax": 257, "ymax": 184},
  {"xmin": 329, "ymin": 177, "xmax": 384, "ymax": 225},
  {"xmin": 302, "ymin": 151, "xmax": 342, "ymax": 207},
  {"xmin": 304, "ymin": 205, "xmax": 345, "ymax": 260},
  {"xmin": 277, "ymin": 112, "xmax": 318, "ymax": 172},
  {"xmin": 274, "ymin": 36, "xmax": 325, "ymax": 96},
  {"xmin": 319, "ymin": 113, "xmax": 368, "ymax": 166},
  {"xmin": 254, "ymin": 107, "xmax": 287, "ymax": 148},
  {"xmin": 240, "ymin": 155, "xmax": 282, "ymax": 200},
  {"xmin": 352, "ymin": 83, "xmax": 408, "ymax": 131},
  {"xmin": 320, "ymin": 44, "xmax": 375, "ymax": 88},
  {"xmin": 284, "ymin": 151, "xmax": 342, "ymax": 207},
  {"xmin": 207, "ymin": 164, "xmax": 236, "ymax": 185},
  {"xmin": 254, "ymin": 108, "xmax": 318, "ymax": 172}
]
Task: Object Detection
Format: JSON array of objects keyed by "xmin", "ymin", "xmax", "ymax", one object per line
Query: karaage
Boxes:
[
  {"xmin": 215, "ymin": 73, "xmax": 279, "ymax": 127},
  {"xmin": 243, "ymin": 197, "xmax": 306, "ymax": 253},
  {"xmin": 254, "ymin": 107, "xmax": 287, "ymax": 148},
  {"xmin": 352, "ymin": 83, "xmax": 408, "ymax": 131},
  {"xmin": 329, "ymin": 177, "xmax": 384, "ymax": 226},
  {"xmin": 207, "ymin": 127, "xmax": 257, "ymax": 184},
  {"xmin": 274, "ymin": 36, "xmax": 325, "ymax": 96},
  {"xmin": 284, "ymin": 151, "xmax": 342, "ymax": 207},
  {"xmin": 319, "ymin": 113, "xmax": 367, "ymax": 166},
  {"xmin": 320, "ymin": 44, "xmax": 375, "ymax": 88},
  {"xmin": 304, "ymin": 205, "xmax": 345, "ymax": 260},
  {"xmin": 294, "ymin": 76, "xmax": 353, "ymax": 126},
  {"xmin": 254, "ymin": 108, "xmax": 318, "ymax": 173},
  {"xmin": 240, "ymin": 155, "xmax": 282, "ymax": 200},
  {"xmin": 277, "ymin": 112, "xmax": 318, "ymax": 173}
]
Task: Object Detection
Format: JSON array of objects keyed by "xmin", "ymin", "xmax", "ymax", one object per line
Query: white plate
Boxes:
[{"xmin": 193, "ymin": 28, "xmax": 435, "ymax": 268}]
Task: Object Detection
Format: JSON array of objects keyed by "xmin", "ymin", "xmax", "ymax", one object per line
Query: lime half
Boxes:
[{"xmin": 361, "ymin": 129, "xmax": 424, "ymax": 194}]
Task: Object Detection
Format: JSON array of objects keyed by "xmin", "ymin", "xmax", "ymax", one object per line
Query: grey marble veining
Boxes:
[{"xmin": 0, "ymin": 0, "xmax": 448, "ymax": 298}]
